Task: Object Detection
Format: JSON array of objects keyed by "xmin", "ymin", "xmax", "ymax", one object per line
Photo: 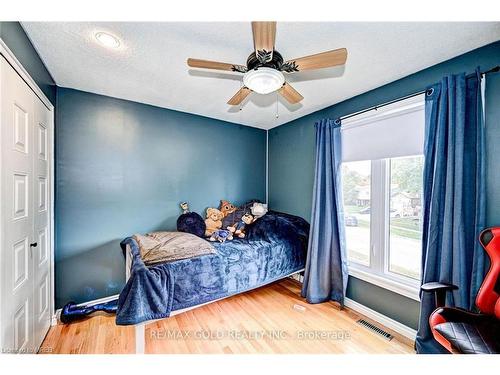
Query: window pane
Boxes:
[
  {"xmin": 342, "ymin": 160, "xmax": 371, "ymax": 266},
  {"xmin": 388, "ymin": 156, "xmax": 423, "ymax": 280}
]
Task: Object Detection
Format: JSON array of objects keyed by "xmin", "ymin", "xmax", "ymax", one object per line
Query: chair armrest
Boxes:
[
  {"xmin": 421, "ymin": 282, "xmax": 458, "ymax": 293},
  {"xmin": 421, "ymin": 282, "xmax": 458, "ymax": 308},
  {"xmin": 432, "ymin": 307, "xmax": 493, "ymax": 324}
]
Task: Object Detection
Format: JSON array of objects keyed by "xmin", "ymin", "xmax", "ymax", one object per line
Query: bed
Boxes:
[{"xmin": 117, "ymin": 211, "xmax": 309, "ymax": 353}]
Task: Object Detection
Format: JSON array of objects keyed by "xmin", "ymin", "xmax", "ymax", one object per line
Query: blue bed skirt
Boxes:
[{"xmin": 116, "ymin": 211, "xmax": 309, "ymax": 325}]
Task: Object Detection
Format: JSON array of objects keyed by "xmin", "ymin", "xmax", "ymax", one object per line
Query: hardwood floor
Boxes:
[{"xmin": 40, "ymin": 279, "xmax": 414, "ymax": 354}]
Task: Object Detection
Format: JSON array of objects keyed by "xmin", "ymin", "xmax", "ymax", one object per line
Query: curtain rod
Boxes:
[{"xmin": 338, "ymin": 65, "xmax": 500, "ymax": 123}]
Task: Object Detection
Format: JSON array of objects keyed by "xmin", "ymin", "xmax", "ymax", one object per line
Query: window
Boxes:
[
  {"xmin": 388, "ymin": 156, "xmax": 424, "ymax": 280},
  {"xmin": 340, "ymin": 95, "xmax": 425, "ymax": 300},
  {"xmin": 342, "ymin": 161, "xmax": 371, "ymax": 266}
]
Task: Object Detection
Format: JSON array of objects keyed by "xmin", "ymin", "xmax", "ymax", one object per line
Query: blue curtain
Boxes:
[
  {"xmin": 416, "ymin": 69, "xmax": 486, "ymax": 354},
  {"xmin": 301, "ymin": 119, "xmax": 348, "ymax": 305}
]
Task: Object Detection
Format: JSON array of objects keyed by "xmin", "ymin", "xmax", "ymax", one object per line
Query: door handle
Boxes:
[{"xmin": 29, "ymin": 242, "xmax": 37, "ymax": 259}]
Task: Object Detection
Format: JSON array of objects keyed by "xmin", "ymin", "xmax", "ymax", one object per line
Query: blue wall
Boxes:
[
  {"xmin": 0, "ymin": 22, "xmax": 56, "ymax": 104},
  {"xmin": 55, "ymin": 87, "xmax": 267, "ymax": 308},
  {"xmin": 269, "ymin": 41, "xmax": 500, "ymax": 329}
]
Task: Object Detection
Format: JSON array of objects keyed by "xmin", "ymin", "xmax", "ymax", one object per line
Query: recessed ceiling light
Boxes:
[{"xmin": 95, "ymin": 32, "xmax": 121, "ymax": 49}]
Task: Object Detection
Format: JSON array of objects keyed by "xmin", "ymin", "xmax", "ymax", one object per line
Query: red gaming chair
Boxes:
[{"xmin": 421, "ymin": 227, "xmax": 500, "ymax": 354}]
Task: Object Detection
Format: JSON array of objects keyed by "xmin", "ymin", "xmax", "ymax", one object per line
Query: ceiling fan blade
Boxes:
[
  {"xmin": 282, "ymin": 48, "xmax": 347, "ymax": 72},
  {"xmin": 187, "ymin": 58, "xmax": 247, "ymax": 73},
  {"xmin": 227, "ymin": 87, "xmax": 252, "ymax": 105},
  {"xmin": 251, "ymin": 21, "xmax": 277, "ymax": 62},
  {"xmin": 279, "ymin": 82, "xmax": 304, "ymax": 104}
]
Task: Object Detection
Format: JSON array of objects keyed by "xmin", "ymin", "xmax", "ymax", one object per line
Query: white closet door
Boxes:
[
  {"xmin": 1, "ymin": 57, "xmax": 36, "ymax": 353},
  {"xmin": 32, "ymin": 94, "xmax": 51, "ymax": 348}
]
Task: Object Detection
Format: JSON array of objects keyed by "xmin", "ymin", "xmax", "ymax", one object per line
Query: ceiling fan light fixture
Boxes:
[{"xmin": 243, "ymin": 67, "xmax": 285, "ymax": 95}]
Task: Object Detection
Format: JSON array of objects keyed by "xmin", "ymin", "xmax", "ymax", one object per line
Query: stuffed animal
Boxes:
[
  {"xmin": 250, "ymin": 202, "xmax": 268, "ymax": 221},
  {"xmin": 180, "ymin": 201, "xmax": 190, "ymax": 214},
  {"xmin": 205, "ymin": 207, "xmax": 224, "ymax": 237},
  {"xmin": 209, "ymin": 229, "xmax": 233, "ymax": 243},
  {"xmin": 177, "ymin": 211, "xmax": 205, "ymax": 238},
  {"xmin": 219, "ymin": 200, "xmax": 237, "ymax": 218},
  {"xmin": 229, "ymin": 213, "xmax": 254, "ymax": 238}
]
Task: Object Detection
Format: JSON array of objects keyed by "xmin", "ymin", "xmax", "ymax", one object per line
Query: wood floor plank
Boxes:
[{"xmin": 39, "ymin": 279, "xmax": 415, "ymax": 354}]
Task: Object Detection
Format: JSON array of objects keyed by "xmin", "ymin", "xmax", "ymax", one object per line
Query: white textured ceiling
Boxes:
[{"xmin": 22, "ymin": 22, "xmax": 500, "ymax": 129}]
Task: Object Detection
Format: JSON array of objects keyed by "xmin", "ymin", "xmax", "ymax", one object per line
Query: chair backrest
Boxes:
[{"xmin": 478, "ymin": 227, "xmax": 500, "ymax": 318}]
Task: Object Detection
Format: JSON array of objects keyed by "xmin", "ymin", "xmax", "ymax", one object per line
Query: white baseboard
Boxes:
[
  {"xmin": 344, "ymin": 297, "xmax": 417, "ymax": 341},
  {"xmin": 52, "ymin": 294, "xmax": 120, "ymax": 326},
  {"xmin": 288, "ymin": 276, "xmax": 416, "ymax": 341}
]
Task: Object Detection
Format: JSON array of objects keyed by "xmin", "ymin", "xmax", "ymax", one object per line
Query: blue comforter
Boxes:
[{"xmin": 116, "ymin": 211, "xmax": 309, "ymax": 325}]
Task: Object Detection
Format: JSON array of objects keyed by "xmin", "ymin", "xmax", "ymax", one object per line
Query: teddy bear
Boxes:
[
  {"xmin": 209, "ymin": 229, "xmax": 233, "ymax": 243},
  {"xmin": 228, "ymin": 213, "xmax": 254, "ymax": 238},
  {"xmin": 219, "ymin": 200, "xmax": 237, "ymax": 218},
  {"xmin": 204, "ymin": 207, "xmax": 224, "ymax": 237}
]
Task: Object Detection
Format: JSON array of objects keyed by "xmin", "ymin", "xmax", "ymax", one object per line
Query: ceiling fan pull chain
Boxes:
[
  {"xmin": 239, "ymin": 81, "xmax": 243, "ymax": 112},
  {"xmin": 275, "ymin": 91, "xmax": 279, "ymax": 119}
]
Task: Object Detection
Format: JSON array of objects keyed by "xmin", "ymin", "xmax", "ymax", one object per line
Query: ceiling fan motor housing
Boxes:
[{"xmin": 247, "ymin": 50, "xmax": 284, "ymax": 71}]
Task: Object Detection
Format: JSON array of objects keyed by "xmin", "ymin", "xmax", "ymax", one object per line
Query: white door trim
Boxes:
[
  {"xmin": 0, "ymin": 39, "xmax": 53, "ymax": 111},
  {"xmin": 0, "ymin": 38, "xmax": 55, "ymax": 345}
]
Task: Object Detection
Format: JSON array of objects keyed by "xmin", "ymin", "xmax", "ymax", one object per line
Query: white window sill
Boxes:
[{"xmin": 348, "ymin": 267, "xmax": 421, "ymax": 302}]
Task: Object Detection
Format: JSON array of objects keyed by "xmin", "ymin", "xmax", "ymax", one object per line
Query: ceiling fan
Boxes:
[{"xmin": 187, "ymin": 22, "xmax": 348, "ymax": 106}]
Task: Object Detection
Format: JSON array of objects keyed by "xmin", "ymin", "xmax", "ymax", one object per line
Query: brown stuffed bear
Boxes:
[
  {"xmin": 219, "ymin": 200, "xmax": 236, "ymax": 218},
  {"xmin": 205, "ymin": 207, "xmax": 224, "ymax": 237}
]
